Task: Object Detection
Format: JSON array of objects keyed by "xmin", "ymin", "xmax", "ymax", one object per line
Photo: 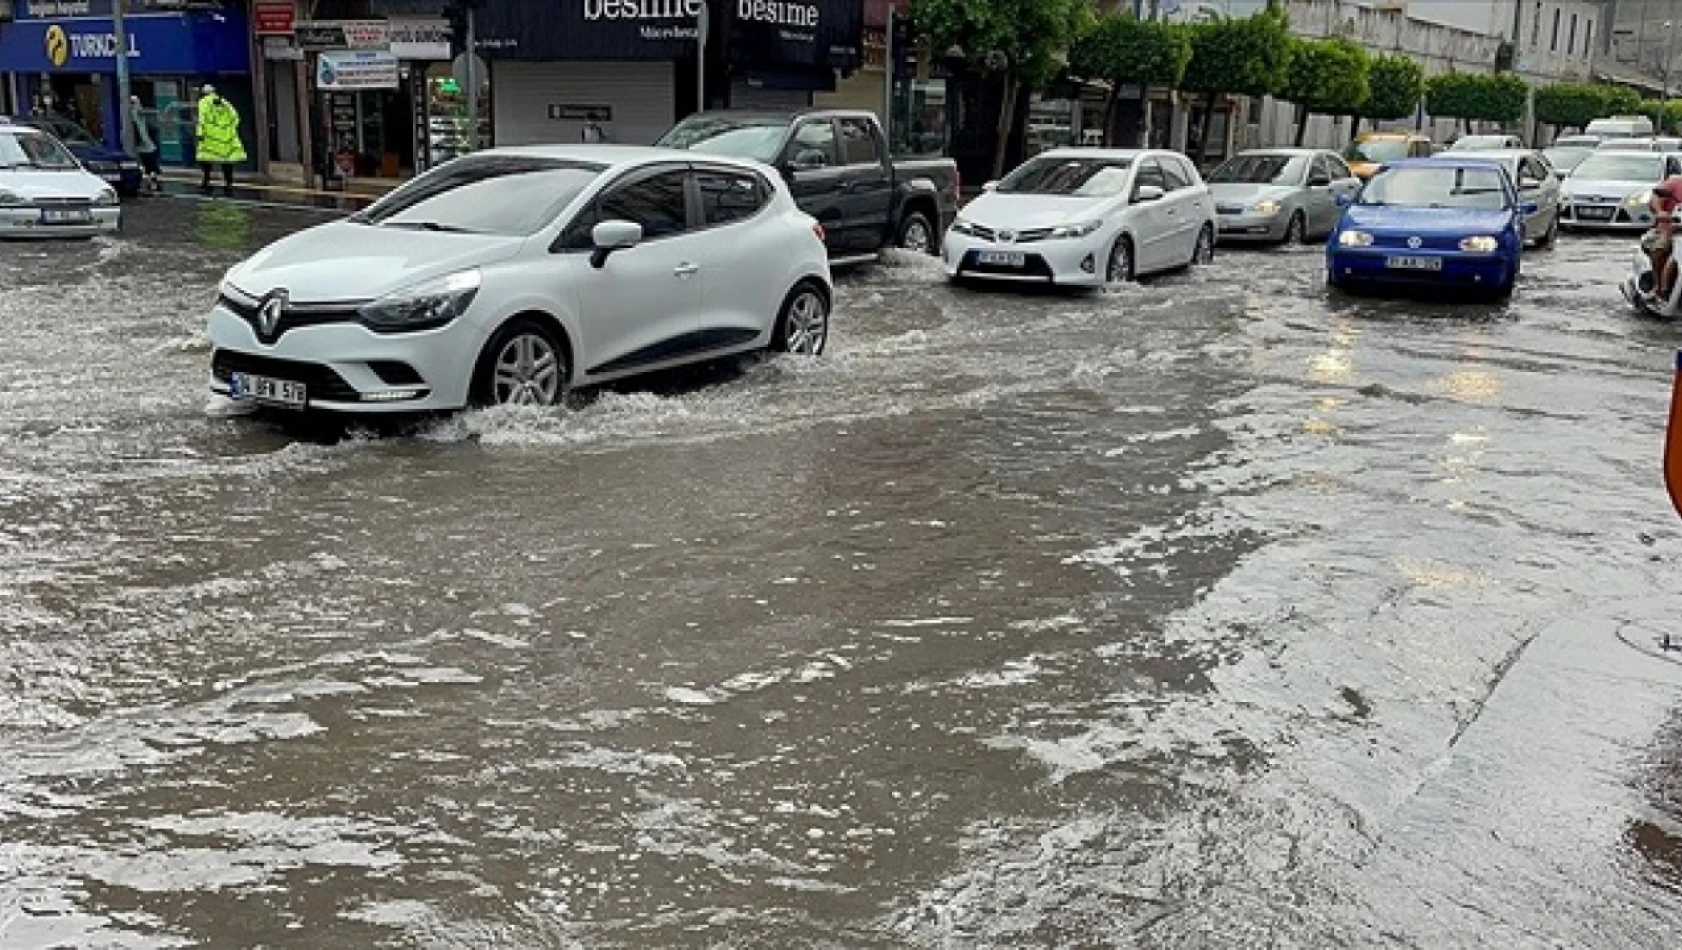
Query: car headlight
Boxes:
[
  {"xmin": 1626, "ymin": 189, "xmax": 1653, "ymax": 206},
  {"xmin": 950, "ymin": 217, "xmax": 979, "ymax": 236},
  {"xmin": 1459, "ymin": 235, "xmax": 1499, "ymax": 253},
  {"xmin": 358, "ymin": 269, "xmax": 482, "ymax": 333},
  {"xmin": 0, "ymin": 188, "xmax": 27, "ymax": 207},
  {"xmin": 1049, "ymin": 219, "xmax": 1103, "ymax": 239},
  {"xmin": 1337, "ymin": 230, "xmax": 1373, "ymax": 247},
  {"xmin": 1252, "ymin": 200, "xmax": 1282, "ymax": 216},
  {"xmin": 94, "ymin": 188, "xmax": 119, "ymax": 206}
]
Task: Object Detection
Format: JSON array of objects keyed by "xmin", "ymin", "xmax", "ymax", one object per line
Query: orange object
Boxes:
[{"xmin": 1667, "ymin": 351, "xmax": 1682, "ymax": 518}]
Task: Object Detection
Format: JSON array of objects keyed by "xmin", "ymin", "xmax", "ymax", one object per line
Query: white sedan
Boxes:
[
  {"xmin": 943, "ymin": 148, "xmax": 1217, "ymax": 286},
  {"xmin": 208, "ymin": 146, "xmax": 832, "ymax": 414},
  {"xmin": 0, "ymin": 120, "xmax": 121, "ymax": 239}
]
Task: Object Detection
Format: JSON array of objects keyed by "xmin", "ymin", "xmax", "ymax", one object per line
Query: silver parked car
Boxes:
[
  {"xmin": 1445, "ymin": 149, "xmax": 1563, "ymax": 247},
  {"xmin": 1208, "ymin": 148, "xmax": 1360, "ymax": 244},
  {"xmin": 1560, "ymin": 150, "xmax": 1682, "ymax": 231}
]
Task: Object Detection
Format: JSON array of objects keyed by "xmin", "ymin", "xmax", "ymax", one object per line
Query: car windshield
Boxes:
[
  {"xmin": 353, "ymin": 155, "xmax": 607, "ymax": 235},
  {"xmin": 1208, "ymin": 153, "xmax": 1305, "ymax": 185},
  {"xmin": 28, "ymin": 119, "xmax": 97, "ymax": 146},
  {"xmin": 0, "ymin": 130, "xmax": 80, "ymax": 170},
  {"xmin": 1358, "ymin": 165, "xmax": 1510, "ymax": 209},
  {"xmin": 1543, "ymin": 147, "xmax": 1591, "ymax": 171},
  {"xmin": 654, "ymin": 116, "xmax": 789, "ymax": 163},
  {"xmin": 1451, "ymin": 136, "xmax": 1513, "ymax": 150},
  {"xmin": 1572, "ymin": 153, "xmax": 1664, "ymax": 181},
  {"xmin": 997, "ymin": 157, "xmax": 1135, "ymax": 196},
  {"xmin": 1346, "ymin": 139, "xmax": 1409, "ymax": 163}
]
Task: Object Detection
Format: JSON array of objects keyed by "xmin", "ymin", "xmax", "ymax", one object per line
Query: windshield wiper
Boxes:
[{"xmin": 381, "ymin": 220, "xmax": 479, "ymax": 233}]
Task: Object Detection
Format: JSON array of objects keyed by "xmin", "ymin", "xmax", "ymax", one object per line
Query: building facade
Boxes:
[{"xmin": 0, "ymin": 0, "xmax": 253, "ymax": 166}]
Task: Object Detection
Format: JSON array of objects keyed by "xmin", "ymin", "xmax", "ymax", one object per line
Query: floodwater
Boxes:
[{"xmin": 1, "ymin": 199, "xmax": 1679, "ymax": 948}]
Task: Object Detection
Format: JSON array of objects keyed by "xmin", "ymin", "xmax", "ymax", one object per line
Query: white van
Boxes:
[{"xmin": 1585, "ymin": 115, "xmax": 1656, "ymax": 139}]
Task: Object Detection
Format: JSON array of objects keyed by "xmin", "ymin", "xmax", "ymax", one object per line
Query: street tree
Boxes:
[
  {"xmin": 1357, "ymin": 54, "xmax": 1425, "ymax": 136},
  {"xmin": 1179, "ymin": 1, "xmax": 1292, "ymax": 163},
  {"xmin": 910, "ymin": 0, "xmax": 1096, "ymax": 180},
  {"xmin": 1069, "ymin": 11, "xmax": 1191, "ymax": 146},
  {"xmin": 1280, "ymin": 37, "xmax": 1370, "ymax": 147},
  {"xmin": 1425, "ymin": 73, "xmax": 1528, "ymax": 135},
  {"xmin": 1535, "ymin": 83, "xmax": 1638, "ymax": 132},
  {"xmin": 1635, "ymin": 98, "xmax": 1682, "ymax": 133}
]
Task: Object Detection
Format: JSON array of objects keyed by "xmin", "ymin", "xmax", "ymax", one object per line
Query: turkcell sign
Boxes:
[{"xmin": 68, "ymin": 32, "xmax": 141, "ymax": 58}]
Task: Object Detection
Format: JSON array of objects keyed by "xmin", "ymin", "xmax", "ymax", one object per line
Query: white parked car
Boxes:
[
  {"xmin": 1444, "ymin": 149, "xmax": 1563, "ymax": 246},
  {"xmin": 0, "ymin": 119, "xmax": 121, "ymax": 239},
  {"xmin": 943, "ymin": 148, "xmax": 1217, "ymax": 286},
  {"xmin": 208, "ymin": 146, "xmax": 832, "ymax": 414}
]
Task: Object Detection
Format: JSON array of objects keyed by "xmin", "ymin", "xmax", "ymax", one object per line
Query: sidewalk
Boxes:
[{"xmin": 155, "ymin": 170, "xmax": 397, "ymax": 213}]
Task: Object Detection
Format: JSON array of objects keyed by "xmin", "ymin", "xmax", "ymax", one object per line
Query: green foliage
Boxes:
[
  {"xmin": 1360, "ymin": 54, "xmax": 1425, "ymax": 121},
  {"xmin": 909, "ymin": 0, "xmax": 1097, "ymax": 87},
  {"xmin": 1635, "ymin": 98, "xmax": 1682, "ymax": 133},
  {"xmin": 1070, "ymin": 12, "xmax": 1191, "ymax": 90},
  {"xmin": 1424, "ymin": 72, "xmax": 1528, "ymax": 123},
  {"xmin": 1535, "ymin": 83, "xmax": 1643, "ymax": 130},
  {"xmin": 1281, "ymin": 37, "xmax": 1371, "ymax": 115},
  {"xmin": 1180, "ymin": 4, "xmax": 1292, "ymax": 99}
]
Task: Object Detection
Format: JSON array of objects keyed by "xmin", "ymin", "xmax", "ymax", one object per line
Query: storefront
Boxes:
[
  {"xmin": 474, "ymin": 0, "xmax": 865, "ymax": 147},
  {"xmin": 0, "ymin": 0, "xmax": 252, "ymax": 166}
]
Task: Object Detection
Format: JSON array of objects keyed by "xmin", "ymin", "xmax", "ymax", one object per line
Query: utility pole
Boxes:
[
  {"xmin": 465, "ymin": 3, "xmax": 479, "ymax": 152},
  {"xmin": 114, "ymin": 0, "xmax": 133, "ymax": 156},
  {"xmin": 697, "ymin": 1, "xmax": 709, "ymax": 114}
]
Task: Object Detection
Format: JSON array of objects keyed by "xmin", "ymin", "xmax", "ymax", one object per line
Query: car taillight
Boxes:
[{"xmin": 812, "ymin": 222, "xmax": 826, "ymax": 243}]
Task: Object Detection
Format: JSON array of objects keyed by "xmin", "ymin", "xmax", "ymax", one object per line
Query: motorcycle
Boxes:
[{"xmin": 1621, "ymin": 240, "xmax": 1682, "ymax": 318}]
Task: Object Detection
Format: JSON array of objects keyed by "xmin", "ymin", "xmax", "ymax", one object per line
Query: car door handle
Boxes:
[{"xmin": 674, "ymin": 263, "xmax": 699, "ymax": 277}]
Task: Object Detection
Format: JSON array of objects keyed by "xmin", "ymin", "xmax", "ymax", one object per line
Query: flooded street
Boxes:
[{"xmin": 2, "ymin": 198, "xmax": 1680, "ymax": 947}]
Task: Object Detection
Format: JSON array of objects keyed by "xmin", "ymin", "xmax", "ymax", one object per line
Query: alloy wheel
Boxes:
[
  {"xmin": 492, "ymin": 332, "xmax": 563, "ymax": 406},
  {"xmin": 1107, "ymin": 238, "xmax": 1133, "ymax": 283},
  {"xmin": 901, "ymin": 217, "xmax": 933, "ymax": 254},
  {"xmin": 784, "ymin": 288, "xmax": 829, "ymax": 355}
]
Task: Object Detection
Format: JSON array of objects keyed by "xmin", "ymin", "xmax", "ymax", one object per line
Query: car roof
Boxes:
[
  {"xmin": 1358, "ymin": 132, "xmax": 1430, "ymax": 141},
  {"xmin": 1033, "ymin": 147, "xmax": 1155, "ymax": 160},
  {"xmin": 1380, "ymin": 157, "xmax": 1507, "ymax": 169},
  {"xmin": 479, "ymin": 144, "xmax": 768, "ymax": 172},
  {"xmin": 1231, "ymin": 147, "xmax": 1325, "ymax": 156},
  {"xmin": 1447, "ymin": 149, "xmax": 1528, "ymax": 160}
]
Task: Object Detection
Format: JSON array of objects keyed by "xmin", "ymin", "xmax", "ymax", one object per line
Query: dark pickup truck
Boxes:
[{"xmin": 655, "ymin": 108, "xmax": 960, "ymax": 264}]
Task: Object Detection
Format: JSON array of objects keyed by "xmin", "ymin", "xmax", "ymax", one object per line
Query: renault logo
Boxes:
[
  {"xmin": 45, "ymin": 25, "xmax": 68, "ymax": 67},
  {"xmin": 257, "ymin": 289, "xmax": 288, "ymax": 338},
  {"xmin": 1407, "ymin": 236, "xmax": 1423, "ymax": 249}
]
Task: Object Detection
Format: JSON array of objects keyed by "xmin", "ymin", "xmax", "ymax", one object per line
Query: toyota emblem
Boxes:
[
  {"xmin": 997, "ymin": 229, "xmax": 1017, "ymax": 243},
  {"xmin": 1407, "ymin": 236, "xmax": 1423, "ymax": 249},
  {"xmin": 257, "ymin": 289, "xmax": 288, "ymax": 337}
]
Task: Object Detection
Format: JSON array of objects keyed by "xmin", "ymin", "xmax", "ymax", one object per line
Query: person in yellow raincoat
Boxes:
[{"xmin": 195, "ymin": 84, "xmax": 246, "ymax": 196}]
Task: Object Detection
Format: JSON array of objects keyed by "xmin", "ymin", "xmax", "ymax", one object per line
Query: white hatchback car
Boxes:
[
  {"xmin": 0, "ymin": 120, "xmax": 121, "ymax": 239},
  {"xmin": 943, "ymin": 148, "xmax": 1217, "ymax": 286},
  {"xmin": 209, "ymin": 146, "xmax": 832, "ymax": 414}
]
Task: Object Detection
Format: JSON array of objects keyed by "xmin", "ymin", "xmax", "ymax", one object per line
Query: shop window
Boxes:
[{"xmin": 698, "ymin": 170, "xmax": 768, "ymax": 226}]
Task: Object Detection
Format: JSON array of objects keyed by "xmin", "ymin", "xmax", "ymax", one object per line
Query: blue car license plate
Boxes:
[
  {"xmin": 40, "ymin": 208, "xmax": 92, "ymax": 225},
  {"xmin": 1385, "ymin": 255, "xmax": 1441, "ymax": 271}
]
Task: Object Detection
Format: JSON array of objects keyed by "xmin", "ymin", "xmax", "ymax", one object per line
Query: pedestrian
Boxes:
[
  {"xmin": 130, "ymin": 95, "xmax": 162, "ymax": 194},
  {"xmin": 194, "ymin": 84, "xmax": 246, "ymax": 197},
  {"xmin": 582, "ymin": 117, "xmax": 605, "ymax": 144}
]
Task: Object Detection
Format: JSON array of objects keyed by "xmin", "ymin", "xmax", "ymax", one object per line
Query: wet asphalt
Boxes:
[{"xmin": 0, "ymin": 195, "xmax": 1679, "ymax": 948}]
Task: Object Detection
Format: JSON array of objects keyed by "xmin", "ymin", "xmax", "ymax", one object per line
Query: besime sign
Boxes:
[
  {"xmin": 737, "ymin": 1, "xmax": 819, "ymax": 28},
  {"xmin": 582, "ymin": 0, "xmax": 703, "ymax": 20}
]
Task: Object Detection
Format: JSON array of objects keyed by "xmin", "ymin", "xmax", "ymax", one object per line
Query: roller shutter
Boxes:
[{"xmin": 492, "ymin": 61, "xmax": 675, "ymax": 147}]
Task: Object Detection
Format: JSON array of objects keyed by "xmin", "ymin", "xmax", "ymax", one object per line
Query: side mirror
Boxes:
[
  {"xmin": 1134, "ymin": 184, "xmax": 1165, "ymax": 203},
  {"xmin": 982, "ymin": 180, "xmax": 999, "ymax": 192},
  {"xmin": 789, "ymin": 149, "xmax": 829, "ymax": 171},
  {"xmin": 1335, "ymin": 193, "xmax": 1354, "ymax": 207},
  {"xmin": 589, "ymin": 219, "xmax": 643, "ymax": 269}
]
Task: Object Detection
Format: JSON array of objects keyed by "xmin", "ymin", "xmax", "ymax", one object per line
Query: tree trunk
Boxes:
[
  {"xmin": 1103, "ymin": 89, "xmax": 1120, "ymax": 148},
  {"xmin": 1295, "ymin": 105, "xmax": 1310, "ymax": 147},
  {"xmin": 1196, "ymin": 92, "xmax": 1216, "ymax": 166},
  {"xmin": 992, "ymin": 71, "xmax": 1019, "ymax": 182},
  {"xmin": 1135, "ymin": 85, "xmax": 1151, "ymax": 147}
]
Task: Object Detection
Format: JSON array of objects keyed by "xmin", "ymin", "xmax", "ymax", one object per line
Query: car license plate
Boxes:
[
  {"xmin": 1385, "ymin": 255, "xmax": 1442, "ymax": 271},
  {"xmin": 978, "ymin": 250, "xmax": 1026, "ymax": 267},
  {"xmin": 229, "ymin": 372, "xmax": 307, "ymax": 409},
  {"xmin": 40, "ymin": 208, "xmax": 92, "ymax": 225},
  {"xmin": 1576, "ymin": 206, "xmax": 1614, "ymax": 220}
]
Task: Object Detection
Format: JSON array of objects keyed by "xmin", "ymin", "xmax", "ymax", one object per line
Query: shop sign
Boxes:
[
  {"xmin": 294, "ymin": 19, "xmax": 389, "ymax": 52},
  {"xmin": 730, "ymin": 0, "xmax": 861, "ymax": 71},
  {"xmin": 261, "ymin": 35, "xmax": 303, "ymax": 62},
  {"xmin": 0, "ymin": 9, "xmax": 250, "ymax": 74},
  {"xmin": 253, "ymin": 1, "xmax": 295, "ymax": 36},
  {"xmin": 388, "ymin": 16, "xmax": 450, "ymax": 61},
  {"xmin": 476, "ymin": 0, "xmax": 706, "ymax": 60},
  {"xmin": 316, "ymin": 49, "xmax": 399, "ymax": 90},
  {"xmin": 22, "ymin": 2, "xmax": 94, "ymax": 16}
]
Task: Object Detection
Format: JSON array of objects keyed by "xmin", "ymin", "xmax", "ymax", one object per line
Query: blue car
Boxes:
[
  {"xmin": 1326, "ymin": 157, "xmax": 1535, "ymax": 299},
  {"xmin": 17, "ymin": 116, "xmax": 143, "ymax": 198}
]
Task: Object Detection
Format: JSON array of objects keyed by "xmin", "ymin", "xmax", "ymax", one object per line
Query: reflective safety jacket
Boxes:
[{"xmin": 196, "ymin": 95, "xmax": 247, "ymax": 164}]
